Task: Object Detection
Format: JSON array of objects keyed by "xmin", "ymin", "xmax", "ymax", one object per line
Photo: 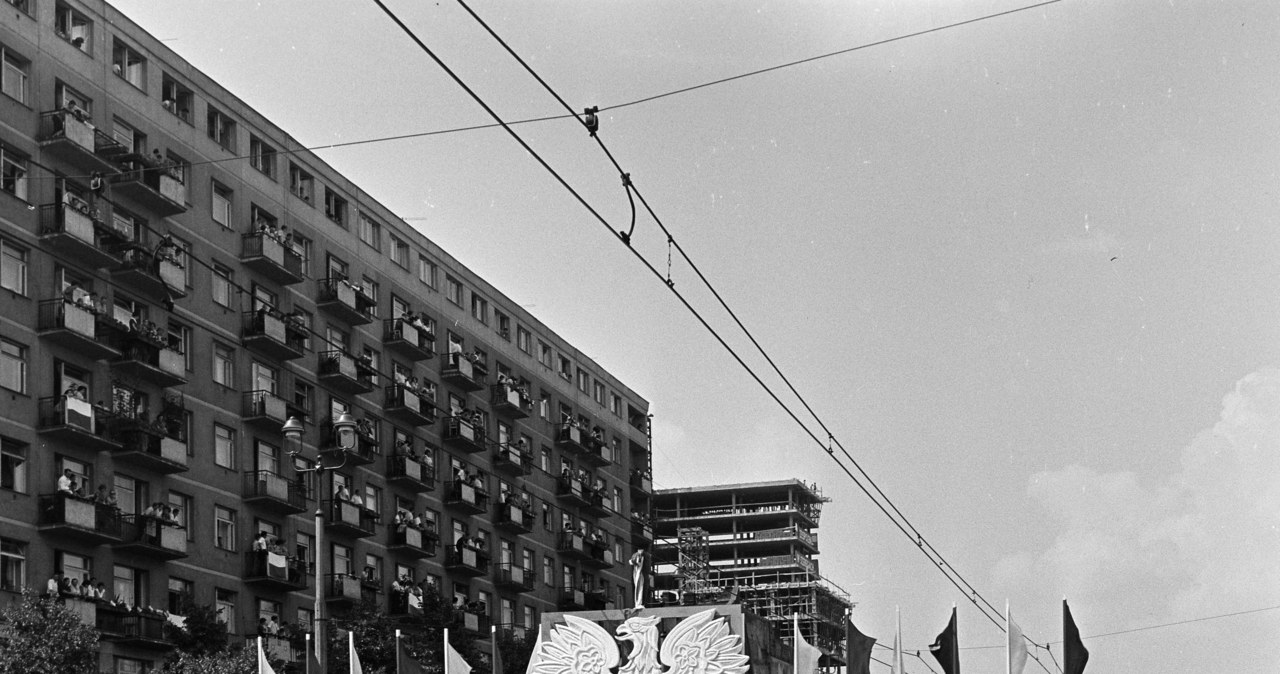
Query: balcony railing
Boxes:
[
  {"xmin": 585, "ymin": 538, "xmax": 615, "ymax": 568},
  {"xmin": 556, "ymin": 423, "xmax": 587, "ymax": 454},
  {"xmin": 108, "ymin": 330, "xmax": 187, "ymax": 387},
  {"xmin": 240, "ymin": 231, "xmax": 305, "ymax": 285},
  {"xmin": 384, "ymin": 385, "xmax": 435, "ymax": 426},
  {"xmin": 244, "ymin": 549, "xmax": 309, "ymax": 591},
  {"xmin": 489, "ymin": 382, "xmax": 531, "ymax": 419},
  {"xmin": 242, "ymin": 390, "xmax": 290, "ymax": 429},
  {"xmin": 316, "ymin": 278, "xmax": 375, "ymax": 325},
  {"xmin": 444, "ymin": 480, "xmax": 490, "ymax": 515},
  {"xmin": 555, "ymin": 476, "xmax": 592, "ymax": 508},
  {"xmin": 387, "ymin": 455, "xmax": 435, "ymax": 491},
  {"xmin": 97, "ymin": 605, "xmax": 171, "ymax": 649},
  {"xmin": 445, "ymin": 546, "xmax": 489, "ymax": 577},
  {"xmin": 557, "ymin": 531, "xmax": 591, "ymax": 560},
  {"xmin": 442, "ymin": 416, "xmax": 485, "ymax": 453},
  {"xmin": 243, "ymin": 471, "xmax": 309, "ymax": 514},
  {"xmin": 631, "ymin": 519, "xmax": 654, "ymax": 543},
  {"xmin": 494, "ymin": 500, "xmax": 534, "ymax": 534},
  {"xmin": 109, "ymin": 164, "xmax": 187, "ymax": 217},
  {"xmin": 493, "ymin": 444, "xmax": 532, "ymax": 476},
  {"xmin": 38, "ymin": 493, "xmax": 122, "ymax": 544},
  {"xmin": 107, "ymin": 422, "xmax": 189, "ymax": 474},
  {"xmin": 630, "ymin": 470, "xmax": 653, "ymax": 494},
  {"xmin": 317, "ymin": 351, "xmax": 375, "ymax": 394},
  {"xmin": 37, "ymin": 109, "xmax": 124, "ymax": 174},
  {"xmin": 109, "ymin": 244, "xmax": 187, "ymax": 302},
  {"xmin": 324, "ymin": 499, "xmax": 376, "ymax": 538},
  {"xmin": 114, "ymin": 515, "xmax": 188, "ymax": 560},
  {"xmin": 440, "ymin": 352, "xmax": 483, "ymax": 392},
  {"xmin": 37, "ymin": 299, "xmax": 120, "ymax": 360},
  {"xmin": 325, "ymin": 574, "xmax": 367, "ymax": 605},
  {"xmin": 461, "ymin": 609, "xmax": 491, "ymax": 634},
  {"xmin": 37, "ymin": 200, "xmax": 123, "ymax": 269},
  {"xmin": 579, "ymin": 431, "xmax": 611, "ymax": 468},
  {"xmin": 388, "ymin": 524, "xmax": 438, "ymax": 559},
  {"xmin": 242, "ymin": 311, "xmax": 305, "ymax": 361},
  {"xmin": 494, "ymin": 563, "xmax": 534, "ymax": 592},
  {"xmin": 382, "ymin": 318, "xmax": 435, "ymax": 361},
  {"xmin": 36, "ymin": 397, "xmax": 120, "ymax": 451},
  {"xmin": 557, "ymin": 587, "xmax": 588, "ymax": 611}
]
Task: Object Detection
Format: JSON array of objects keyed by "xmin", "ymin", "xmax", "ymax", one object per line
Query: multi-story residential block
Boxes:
[
  {"xmin": 0, "ymin": 1, "xmax": 653, "ymax": 670},
  {"xmin": 651, "ymin": 480, "xmax": 852, "ymax": 668}
]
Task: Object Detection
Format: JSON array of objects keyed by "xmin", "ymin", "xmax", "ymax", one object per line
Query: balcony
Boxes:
[
  {"xmin": 325, "ymin": 574, "xmax": 368, "ymax": 606},
  {"xmin": 106, "ymin": 419, "xmax": 189, "ymax": 474},
  {"xmin": 557, "ymin": 587, "xmax": 588, "ymax": 611},
  {"xmin": 316, "ymin": 278, "xmax": 375, "ymax": 326},
  {"xmin": 445, "ymin": 546, "xmax": 489, "ymax": 577},
  {"xmin": 37, "ymin": 494, "xmax": 122, "ymax": 544},
  {"xmin": 113, "ymin": 515, "xmax": 188, "ymax": 560},
  {"xmin": 555, "ymin": 476, "xmax": 592, "ymax": 508},
  {"xmin": 37, "ymin": 109, "xmax": 124, "ymax": 174},
  {"xmin": 242, "ymin": 390, "xmax": 290, "ymax": 429},
  {"xmin": 496, "ymin": 624, "xmax": 529, "ymax": 642},
  {"xmin": 36, "ymin": 397, "xmax": 121, "ymax": 451},
  {"xmin": 108, "ymin": 328, "xmax": 187, "ymax": 387},
  {"xmin": 324, "ymin": 499, "xmax": 376, "ymax": 538},
  {"xmin": 37, "ymin": 299, "xmax": 120, "ymax": 360},
  {"xmin": 489, "ymin": 382, "xmax": 531, "ymax": 419},
  {"xmin": 442, "ymin": 416, "xmax": 485, "ymax": 453},
  {"xmin": 556, "ymin": 423, "xmax": 588, "ymax": 455},
  {"xmin": 243, "ymin": 471, "xmax": 309, "ymax": 515},
  {"xmin": 109, "ymin": 164, "xmax": 187, "ymax": 217},
  {"xmin": 557, "ymin": 531, "xmax": 591, "ymax": 561},
  {"xmin": 318, "ymin": 351, "xmax": 375, "ymax": 395},
  {"xmin": 440, "ymin": 352, "xmax": 484, "ymax": 392},
  {"xmin": 492, "ymin": 444, "xmax": 532, "ymax": 476},
  {"xmin": 242, "ymin": 312, "xmax": 306, "ymax": 361},
  {"xmin": 384, "ymin": 385, "xmax": 435, "ymax": 427},
  {"xmin": 631, "ymin": 519, "xmax": 654, "ymax": 544},
  {"xmin": 579, "ymin": 432, "xmax": 611, "ymax": 468},
  {"xmin": 382, "ymin": 318, "xmax": 435, "ymax": 361},
  {"xmin": 585, "ymin": 538, "xmax": 615, "ymax": 569},
  {"xmin": 494, "ymin": 563, "xmax": 534, "ymax": 592},
  {"xmin": 244, "ymin": 549, "xmax": 309, "ymax": 592},
  {"xmin": 494, "ymin": 501, "xmax": 534, "ymax": 534},
  {"xmin": 461, "ymin": 609, "xmax": 491, "ymax": 635},
  {"xmin": 387, "ymin": 455, "xmax": 435, "ymax": 491},
  {"xmin": 585, "ymin": 589, "xmax": 613, "ymax": 611},
  {"xmin": 37, "ymin": 200, "xmax": 123, "ymax": 269},
  {"xmin": 630, "ymin": 470, "xmax": 653, "ymax": 494},
  {"xmin": 97, "ymin": 606, "xmax": 171, "ymax": 649},
  {"xmin": 388, "ymin": 524, "xmax": 438, "ymax": 559},
  {"xmin": 111, "ymin": 245, "xmax": 187, "ymax": 301},
  {"xmin": 318, "ymin": 420, "xmax": 378, "ymax": 467},
  {"xmin": 444, "ymin": 480, "xmax": 489, "ymax": 516},
  {"xmin": 246, "ymin": 635, "xmax": 302, "ymax": 666},
  {"xmin": 240, "ymin": 232, "xmax": 305, "ymax": 285}
]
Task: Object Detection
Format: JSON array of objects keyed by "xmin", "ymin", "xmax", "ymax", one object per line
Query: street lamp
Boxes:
[{"xmin": 283, "ymin": 412, "xmax": 357, "ymax": 674}]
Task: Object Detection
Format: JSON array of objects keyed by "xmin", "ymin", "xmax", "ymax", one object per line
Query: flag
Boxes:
[
  {"xmin": 929, "ymin": 606, "xmax": 960, "ymax": 674},
  {"xmin": 445, "ymin": 627, "xmax": 473, "ymax": 674},
  {"xmin": 891, "ymin": 607, "xmax": 904, "ymax": 674},
  {"xmin": 257, "ymin": 636, "xmax": 278, "ymax": 674},
  {"xmin": 349, "ymin": 629, "xmax": 364, "ymax": 674},
  {"xmin": 397, "ymin": 629, "xmax": 426, "ymax": 674},
  {"xmin": 305, "ymin": 633, "xmax": 320, "ymax": 674},
  {"xmin": 524, "ymin": 625, "xmax": 545, "ymax": 674},
  {"xmin": 792, "ymin": 613, "xmax": 822, "ymax": 674},
  {"xmin": 845, "ymin": 618, "xmax": 877, "ymax": 674},
  {"xmin": 1063, "ymin": 600, "xmax": 1089, "ymax": 674},
  {"xmin": 491, "ymin": 624, "xmax": 505, "ymax": 674},
  {"xmin": 1006, "ymin": 604, "xmax": 1027, "ymax": 674}
]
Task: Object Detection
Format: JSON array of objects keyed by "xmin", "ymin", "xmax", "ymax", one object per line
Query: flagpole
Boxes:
[
  {"xmin": 792, "ymin": 613, "xmax": 798, "ymax": 673},
  {"xmin": 305, "ymin": 634, "xmax": 312, "ymax": 674},
  {"xmin": 396, "ymin": 629, "xmax": 402, "ymax": 674},
  {"xmin": 1006, "ymin": 601, "xmax": 1012, "ymax": 674},
  {"xmin": 491, "ymin": 624, "xmax": 499, "ymax": 674},
  {"xmin": 445, "ymin": 627, "xmax": 452, "ymax": 674}
]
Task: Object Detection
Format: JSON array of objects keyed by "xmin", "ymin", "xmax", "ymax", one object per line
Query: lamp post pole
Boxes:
[{"xmin": 285, "ymin": 412, "xmax": 356, "ymax": 674}]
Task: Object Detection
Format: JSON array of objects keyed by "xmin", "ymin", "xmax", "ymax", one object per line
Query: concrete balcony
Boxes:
[
  {"xmin": 318, "ymin": 351, "xmax": 375, "ymax": 395},
  {"xmin": 630, "ymin": 470, "xmax": 653, "ymax": 494},
  {"xmin": 489, "ymin": 382, "xmax": 531, "ymax": 419},
  {"xmin": 113, "ymin": 515, "xmax": 188, "ymax": 560},
  {"xmin": 445, "ymin": 547, "xmax": 489, "ymax": 578},
  {"xmin": 244, "ymin": 550, "xmax": 309, "ymax": 592},
  {"xmin": 442, "ymin": 416, "xmax": 486, "ymax": 453},
  {"xmin": 440, "ymin": 352, "xmax": 484, "ymax": 392},
  {"xmin": 37, "ymin": 109, "xmax": 124, "ymax": 174},
  {"xmin": 444, "ymin": 480, "xmax": 489, "ymax": 516},
  {"xmin": 387, "ymin": 455, "xmax": 435, "ymax": 491},
  {"xmin": 108, "ymin": 332, "xmax": 187, "ymax": 388},
  {"xmin": 494, "ymin": 501, "xmax": 534, "ymax": 535},
  {"xmin": 557, "ymin": 531, "xmax": 591, "ymax": 561},
  {"xmin": 242, "ymin": 390, "xmax": 290, "ymax": 430},
  {"xmin": 494, "ymin": 563, "xmax": 534, "ymax": 592},
  {"xmin": 388, "ymin": 524, "xmax": 438, "ymax": 559},
  {"xmin": 38, "ymin": 494, "xmax": 122, "ymax": 544},
  {"xmin": 320, "ymin": 421, "xmax": 377, "ymax": 467},
  {"xmin": 557, "ymin": 587, "xmax": 588, "ymax": 611},
  {"xmin": 243, "ymin": 471, "xmax": 309, "ymax": 515},
  {"xmin": 584, "ymin": 539, "xmax": 615, "ymax": 569},
  {"xmin": 37, "ymin": 200, "xmax": 123, "ymax": 269},
  {"xmin": 109, "ymin": 165, "xmax": 187, "ymax": 217},
  {"xmin": 580, "ymin": 432, "xmax": 612, "ymax": 468},
  {"xmin": 324, "ymin": 500, "xmax": 376, "ymax": 538},
  {"xmin": 555, "ymin": 476, "xmax": 592, "ymax": 508},
  {"xmin": 106, "ymin": 422, "xmax": 189, "ymax": 475},
  {"xmin": 36, "ymin": 397, "xmax": 121, "ymax": 451},
  {"xmin": 325, "ymin": 574, "xmax": 369, "ymax": 607},
  {"xmin": 316, "ymin": 278, "xmax": 375, "ymax": 326},
  {"xmin": 97, "ymin": 606, "xmax": 172, "ymax": 650},
  {"xmin": 37, "ymin": 299, "xmax": 121, "ymax": 360},
  {"xmin": 461, "ymin": 610, "xmax": 491, "ymax": 635},
  {"xmin": 240, "ymin": 232, "xmax": 305, "ymax": 285},
  {"xmin": 631, "ymin": 519, "xmax": 654, "ymax": 544},
  {"xmin": 242, "ymin": 312, "xmax": 305, "ymax": 361},
  {"xmin": 383, "ymin": 385, "xmax": 435, "ymax": 427},
  {"xmin": 556, "ymin": 423, "xmax": 588, "ymax": 455},
  {"xmin": 382, "ymin": 318, "xmax": 435, "ymax": 361},
  {"xmin": 492, "ymin": 444, "xmax": 532, "ymax": 476}
]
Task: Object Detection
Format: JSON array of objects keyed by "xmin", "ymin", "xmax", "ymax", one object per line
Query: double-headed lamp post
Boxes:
[{"xmin": 283, "ymin": 411, "xmax": 357, "ymax": 674}]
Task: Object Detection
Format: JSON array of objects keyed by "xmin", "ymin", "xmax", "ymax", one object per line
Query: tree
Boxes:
[
  {"xmin": 495, "ymin": 628, "xmax": 537, "ymax": 674},
  {"xmin": 164, "ymin": 598, "xmax": 229, "ymax": 657},
  {"xmin": 325, "ymin": 592, "xmax": 482, "ymax": 674},
  {"xmin": 0, "ymin": 590, "xmax": 100, "ymax": 674},
  {"xmin": 158, "ymin": 646, "xmax": 256, "ymax": 674}
]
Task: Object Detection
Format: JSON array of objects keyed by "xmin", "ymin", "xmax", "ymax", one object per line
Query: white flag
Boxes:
[
  {"xmin": 349, "ymin": 629, "xmax": 364, "ymax": 674},
  {"xmin": 257, "ymin": 636, "xmax": 278, "ymax": 674},
  {"xmin": 1007, "ymin": 604, "xmax": 1028, "ymax": 674}
]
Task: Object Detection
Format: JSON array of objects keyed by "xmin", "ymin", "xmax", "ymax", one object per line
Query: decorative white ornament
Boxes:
[{"xmin": 529, "ymin": 609, "xmax": 749, "ymax": 674}]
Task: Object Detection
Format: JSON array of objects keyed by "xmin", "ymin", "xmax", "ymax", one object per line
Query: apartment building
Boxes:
[{"xmin": 0, "ymin": 1, "xmax": 654, "ymax": 670}]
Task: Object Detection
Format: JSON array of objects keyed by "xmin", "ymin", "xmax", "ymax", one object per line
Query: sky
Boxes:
[{"xmin": 108, "ymin": 1, "xmax": 1280, "ymax": 671}]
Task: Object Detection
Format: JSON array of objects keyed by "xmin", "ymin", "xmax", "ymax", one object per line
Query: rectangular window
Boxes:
[
  {"xmin": 211, "ymin": 182, "xmax": 232, "ymax": 229},
  {"xmin": 496, "ymin": 312, "xmax": 510, "ymax": 339},
  {"xmin": 5, "ymin": 1, "xmax": 31, "ymax": 16},
  {"xmin": 161, "ymin": 73, "xmax": 193, "ymax": 123},
  {"xmin": 517, "ymin": 327, "xmax": 531, "ymax": 353},
  {"xmin": 471, "ymin": 294, "xmax": 488, "ymax": 325},
  {"xmin": 169, "ymin": 491, "xmax": 193, "ymax": 540},
  {"xmin": 215, "ymin": 588, "xmax": 237, "ymax": 633},
  {"xmin": 54, "ymin": 3, "xmax": 93, "ymax": 53},
  {"xmin": 214, "ymin": 506, "xmax": 236, "ymax": 551},
  {"xmin": 207, "ymin": 107, "xmax": 236, "ymax": 151},
  {"xmin": 112, "ymin": 117, "xmax": 145, "ymax": 154},
  {"xmin": 594, "ymin": 382, "xmax": 606, "ymax": 406},
  {"xmin": 168, "ymin": 577, "xmax": 192, "ymax": 614},
  {"xmin": 214, "ymin": 424, "xmax": 236, "ymax": 469},
  {"xmin": 324, "ymin": 187, "xmax": 347, "ymax": 227},
  {"xmin": 249, "ymin": 136, "xmax": 276, "ymax": 180},
  {"xmin": 0, "ymin": 147, "xmax": 29, "ymax": 202},
  {"xmin": 559, "ymin": 357, "xmax": 572, "ymax": 381},
  {"xmin": 418, "ymin": 256, "xmax": 437, "ymax": 288},
  {"xmin": 293, "ymin": 234, "xmax": 313, "ymax": 277},
  {"xmin": 358, "ymin": 213, "xmax": 381, "ymax": 250},
  {"xmin": 111, "ymin": 38, "xmax": 146, "ymax": 89},
  {"xmin": 213, "ymin": 343, "xmax": 235, "ymax": 388},
  {"xmin": 0, "ymin": 338, "xmax": 25, "ymax": 394},
  {"xmin": 1, "ymin": 437, "xmax": 27, "ymax": 493},
  {"xmin": 610, "ymin": 393, "xmax": 622, "ymax": 416},
  {"xmin": 577, "ymin": 368, "xmax": 589, "ymax": 394},
  {"xmin": 1, "ymin": 46, "xmax": 30, "ymax": 104},
  {"xmin": 289, "ymin": 163, "xmax": 314, "ymax": 203},
  {"xmin": 445, "ymin": 276, "xmax": 463, "ymax": 306},
  {"xmin": 212, "ymin": 263, "xmax": 233, "ymax": 307},
  {"xmin": 0, "ymin": 538, "xmax": 24, "ymax": 592},
  {"xmin": 390, "ymin": 236, "xmax": 409, "ymax": 269}
]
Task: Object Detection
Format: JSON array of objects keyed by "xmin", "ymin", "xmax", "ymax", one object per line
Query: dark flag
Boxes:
[
  {"xmin": 397, "ymin": 632, "xmax": 426, "ymax": 674},
  {"xmin": 846, "ymin": 618, "xmax": 877, "ymax": 674},
  {"xmin": 1063, "ymin": 600, "xmax": 1089, "ymax": 674},
  {"xmin": 928, "ymin": 607, "xmax": 960, "ymax": 674}
]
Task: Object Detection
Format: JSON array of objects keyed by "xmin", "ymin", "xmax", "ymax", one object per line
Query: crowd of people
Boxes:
[
  {"xmin": 392, "ymin": 370, "xmax": 436, "ymax": 401},
  {"xmin": 45, "ymin": 570, "xmax": 172, "ymax": 618},
  {"xmin": 396, "ymin": 310, "xmax": 437, "ymax": 340},
  {"xmin": 452, "ymin": 466, "xmax": 488, "ymax": 494}
]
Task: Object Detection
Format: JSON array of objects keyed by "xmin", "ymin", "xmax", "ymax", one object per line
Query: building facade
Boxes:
[
  {"xmin": 651, "ymin": 480, "xmax": 852, "ymax": 667},
  {"xmin": 0, "ymin": 1, "xmax": 654, "ymax": 671}
]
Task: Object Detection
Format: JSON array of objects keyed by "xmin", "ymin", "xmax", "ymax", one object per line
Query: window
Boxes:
[
  {"xmin": 5, "ymin": 1, "xmax": 30, "ymax": 16},
  {"xmin": 293, "ymin": 380, "xmax": 314, "ymax": 419},
  {"xmin": 113, "ymin": 565, "xmax": 149, "ymax": 609},
  {"xmin": 289, "ymin": 163, "xmax": 314, "ymax": 203},
  {"xmin": 207, "ymin": 107, "xmax": 235, "ymax": 150},
  {"xmin": 577, "ymin": 369, "xmax": 589, "ymax": 393},
  {"xmin": 471, "ymin": 294, "xmax": 488, "ymax": 324},
  {"xmin": 326, "ymin": 253, "xmax": 349, "ymax": 282},
  {"xmin": 559, "ymin": 356, "xmax": 572, "ymax": 381},
  {"xmin": 538, "ymin": 343, "xmax": 552, "ymax": 368},
  {"xmin": 214, "ymin": 506, "xmax": 236, "ymax": 550},
  {"xmin": 540, "ymin": 447, "xmax": 551, "ymax": 473},
  {"xmin": 517, "ymin": 327, "xmax": 531, "ymax": 353},
  {"xmin": 161, "ymin": 73, "xmax": 193, "ymax": 122},
  {"xmin": 497, "ymin": 312, "xmax": 510, "ymax": 339},
  {"xmin": 293, "ymin": 234, "xmax": 313, "ymax": 277},
  {"xmin": 361, "ymin": 276, "xmax": 379, "ymax": 304},
  {"xmin": 54, "ymin": 3, "xmax": 92, "ymax": 52},
  {"xmin": 0, "ymin": 338, "xmax": 24, "ymax": 394},
  {"xmin": 249, "ymin": 136, "xmax": 276, "ymax": 179},
  {"xmin": 610, "ymin": 393, "xmax": 621, "ymax": 416},
  {"xmin": 418, "ymin": 256, "xmax": 437, "ymax": 288},
  {"xmin": 112, "ymin": 118, "xmax": 145, "ymax": 154},
  {"xmin": 115, "ymin": 657, "xmax": 151, "ymax": 674},
  {"xmin": 0, "ymin": 146, "xmax": 29, "ymax": 202},
  {"xmin": 1, "ymin": 46, "xmax": 29, "ymax": 104},
  {"xmin": 169, "ymin": 491, "xmax": 193, "ymax": 539},
  {"xmin": 215, "ymin": 588, "xmax": 237, "ymax": 633},
  {"xmin": 594, "ymin": 382, "xmax": 606, "ymax": 406},
  {"xmin": 445, "ymin": 276, "xmax": 463, "ymax": 306},
  {"xmin": 212, "ymin": 263, "xmax": 233, "ymax": 307},
  {"xmin": 57, "ymin": 551, "xmax": 92, "ymax": 590},
  {"xmin": 213, "ymin": 343, "xmax": 235, "ymax": 387},
  {"xmin": 1, "ymin": 437, "xmax": 27, "ymax": 493},
  {"xmin": 358, "ymin": 213, "xmax": 381, "ymax": 250},
  {"xmin": 211, "ymin": 182, "xmax": 232, "ymax": 229},
  {"xmin": 170, "ymin": 235, "xmax": 192, "ymax": 287},
  {"xmin": 168, "ymin": 577, "xmax": 193, "ymax": 614},
  {"xmin": 0, "ymin": 538, "xmax": 24, "ymax": 592},
  {"xmin": 214, "ymin": 424, "xmax": 236, "ymax": 469},
  {"xmin": 111, "ymin": 39, "xmax": 146, "ymax": 89},
  {"xmin": 251, "ymin": 204, "xmax": 276, "ymax": 233},
  {"xmin": 390, "ymin": 235, "xmax": 409, "ymax": 269},
  {"xmin": 324, "ymin": 188, "xmax": 347, "ymax": 226},
  {"xmin": 543, "ymin": 557, "xmax": 554, "ymax": 586}
]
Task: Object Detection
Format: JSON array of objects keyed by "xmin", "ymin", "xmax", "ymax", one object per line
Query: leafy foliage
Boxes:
[
  {"xmin": 164, "ymin": 598, "xmax": 229, "ymax": 657},
  {"xmin": 325, "ymin": 591, "xmax": 483, "ymax": 674},
  {"xmin": 0, "ymin": 590, "xmax": 100, "ymax": 674},
  {"xmin": 157, "ymin": 646, "xmax": 257, "ymax": 674}
]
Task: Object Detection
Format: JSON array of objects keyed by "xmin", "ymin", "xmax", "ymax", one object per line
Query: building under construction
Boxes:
[{"xmin": 651, "ymin": 480, "xmax": 853, "ymax": 668}]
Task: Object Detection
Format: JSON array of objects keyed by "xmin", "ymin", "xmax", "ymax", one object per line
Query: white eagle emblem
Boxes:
[{"xmin": 530, "ymin": 609, "xmax": 750, "ymax": 674}]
